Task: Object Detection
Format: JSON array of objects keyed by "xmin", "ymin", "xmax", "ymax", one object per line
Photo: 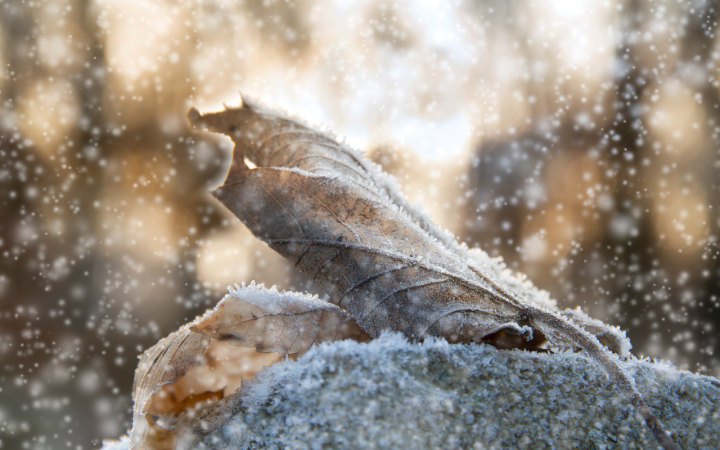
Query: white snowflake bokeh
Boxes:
[{"xmin": 0, "ymin": 0, "xmax": 718, "ymax": 448}]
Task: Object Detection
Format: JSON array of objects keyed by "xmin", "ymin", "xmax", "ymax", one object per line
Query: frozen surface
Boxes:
[{"xmin": 105, "ymin": 333, "xmax": 720, "ymax": 449}]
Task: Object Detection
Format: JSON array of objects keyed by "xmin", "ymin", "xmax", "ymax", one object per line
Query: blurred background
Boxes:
[{"xmin": 0, "ymin": 0, "xmax": 718, "ymax": 447}]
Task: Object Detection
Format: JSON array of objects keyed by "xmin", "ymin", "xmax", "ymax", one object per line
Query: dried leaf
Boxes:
[
  {"xmin": 130, "ymin": 325, "xmax": 210, "ymax": 449},
  {"xmin": 130, "ymin": 283, "xmax": 366, "ymax": 449},
  {"xmin": 192, "ymin": 283, "xmax": 370, "ymax": 354},
  {"xmin": 189, "ymin": 99, "xmax": 618, "ymax": 351},
  {"xmin": 187, "ymin": 97, "xmax": 678, "ymax": 450}
]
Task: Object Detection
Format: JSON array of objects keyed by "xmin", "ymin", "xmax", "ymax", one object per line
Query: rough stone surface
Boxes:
[{"xmin": 107, "ymin": 333, "xmax": 720, "ymax": 449}]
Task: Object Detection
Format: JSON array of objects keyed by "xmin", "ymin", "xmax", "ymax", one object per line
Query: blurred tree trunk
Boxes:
[
  {"xmin": 595, "ymin": 0, "xmax": 658, "ymax": 353},
  {"xmin": 0, "ymin": 3, "xmax": 73, "ymax": 448},
  {"xmin": 676, "ymin": 0, "xmax": 720, "ymax": 369}
]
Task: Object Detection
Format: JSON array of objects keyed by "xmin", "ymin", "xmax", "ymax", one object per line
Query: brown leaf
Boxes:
[
  {"xmin": 188, "ymin": 98, "xmax": 625, "ymax": 352},
  {"xmin": 192, "ymin": 283, "xmax": 370, "ymax": 354},
  {"xmin": 130, "ymin": 325, "xmax": 211, "ymax": 449},
  {"xmin": 129, "ymin": 283, "xmax": 366, "ymax": 449},
  {"xmin": 187, "ymin": 97, "xmax": 678, "ymax": 450}
]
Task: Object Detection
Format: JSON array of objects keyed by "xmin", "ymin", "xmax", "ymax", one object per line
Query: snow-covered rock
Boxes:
[{"xmin": 107, "ymin": 333, "xmax": 720, "ymax": 449}]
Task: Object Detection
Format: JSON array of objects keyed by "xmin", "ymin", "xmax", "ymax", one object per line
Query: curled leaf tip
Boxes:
[{"xmin": 184, "ymin": 103, "xmax": 252, "ymax": 138}]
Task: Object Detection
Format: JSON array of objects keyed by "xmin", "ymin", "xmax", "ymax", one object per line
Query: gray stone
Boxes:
[{"xmin": 105, "ymin": 333, "xmax": 720, "ymax": 449}]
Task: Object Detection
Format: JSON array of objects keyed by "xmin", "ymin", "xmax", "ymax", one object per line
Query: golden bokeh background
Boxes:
[{"xmin": 1, "ymin": 0, "xmax": 718, "ymax": 447}]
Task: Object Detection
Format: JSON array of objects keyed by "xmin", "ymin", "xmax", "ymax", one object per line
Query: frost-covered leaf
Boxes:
[
  {"xmin": 188, "ymin": 98, "xmax": 678, "ymax": 450},
  {"xmin": 130, "ymin": 325, "xmax": 211, "ymax": 449},
  {"xmin": 192, "ymin": 283, "xmax": 370, "ymax": 354},
  {"xmin": 129, "ymin": 283, "xmax": 366, "ymax": 449},
  {"xmin": 188, "ymin": 98, "xmax": 623, "ymax": 353},
  {"xmin": 560, "ymin": 307, "xmax": 631, "ymax": 356}
]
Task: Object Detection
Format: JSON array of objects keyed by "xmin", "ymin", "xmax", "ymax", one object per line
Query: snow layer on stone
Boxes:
[{"xmin": 172, "ymin": 332, "xmax": 720, "ymax": 449}]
